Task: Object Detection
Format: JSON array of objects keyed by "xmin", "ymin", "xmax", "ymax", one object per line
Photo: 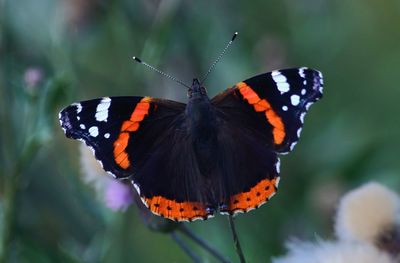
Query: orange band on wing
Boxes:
[
  {"xmin": 236, "ymin": 82, "xmax": 285, "ymax": 144},
  {"xmin": 144, "ymin": 196, "xmax": 213, "ymax": 222},
  {"xmin": 113, "ymin": 97, "xmax": 152, "ymax": 169},
  {"xmin": 226, "ymin": 177, "xmax": 279, "ymax": 213}
]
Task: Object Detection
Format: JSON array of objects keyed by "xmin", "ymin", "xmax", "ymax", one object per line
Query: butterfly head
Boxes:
[{"xmin": 188, "ymin": 78, "xmax": 208, "ymax": 99}]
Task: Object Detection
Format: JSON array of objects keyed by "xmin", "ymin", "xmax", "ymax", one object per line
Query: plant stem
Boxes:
[
  {"xmin": 0, "ymin": 139, "xmax": 40, "ymax": 263},
  {"xmin": 179, "ymin": 224, "xmax": 230, "ymax": 263},
  {"xmin": 171, "ymin": 232, "xmax": 202, "ymax": 263},
  {"xmin": 228, "ymin": 215, "xmax": 246, "ymax": 263},
  {"xmin": 0, "ymin": 163, "xmax": 21, "ymax": 263}
]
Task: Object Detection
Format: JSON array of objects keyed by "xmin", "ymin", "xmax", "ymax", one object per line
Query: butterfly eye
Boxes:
[
  {"xmin": 200, "ymin": 87, "xmax": 208, "ymax": 95},
  {"xmin": 187, "ymin": 89, "xmax": 193, "ymax": 98}
]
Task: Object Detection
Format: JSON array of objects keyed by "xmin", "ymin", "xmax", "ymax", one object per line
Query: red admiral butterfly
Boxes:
[{"xmin": 59, "ymin": 35, "xmax": 323, "ymax": 222}]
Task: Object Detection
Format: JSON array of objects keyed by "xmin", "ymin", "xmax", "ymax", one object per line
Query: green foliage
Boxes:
[{"xmin": 1, "ymin": 0, "xmax": 400, "ymax": 262}]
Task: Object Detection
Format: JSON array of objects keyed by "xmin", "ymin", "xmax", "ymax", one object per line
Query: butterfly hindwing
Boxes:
[
  {"xmin": 212, "ymin": 67, "xmax": 323, "ymax": 153},
  {"xmin": 213, "ymin": 113, "xmax": 281, "ymax": 215},
  {"xmin": 135, "ymin": 121, "xmax": 215, "ymax": 221}
]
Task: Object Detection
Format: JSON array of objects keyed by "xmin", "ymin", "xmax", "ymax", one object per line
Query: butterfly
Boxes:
[{"xmin": 59, "ymin": 65, "xmax": 323, "ymax": 222}]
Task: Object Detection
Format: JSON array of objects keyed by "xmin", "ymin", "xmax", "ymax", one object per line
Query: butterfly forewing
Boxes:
[
  {"xmin": 212, "ymin": 67, "xmax": 323, "ymax": 153},
  {"xmin": 59, "ymin": 96, "xmax": 185, "ymax": 178}
]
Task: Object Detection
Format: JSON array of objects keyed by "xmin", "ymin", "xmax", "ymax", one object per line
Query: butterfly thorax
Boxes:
[{"xmin": 186, "ymin": 79, "xmax": 218, "ymax": 176}]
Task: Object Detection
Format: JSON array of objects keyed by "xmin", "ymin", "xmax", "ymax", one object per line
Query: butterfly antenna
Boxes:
[
  {"xmin": 200, "ymin": 32, "xmax": 238, "ymax": 85},
  {"xmin": 132, "ymin": 56, "xmax": 191, "ymax": 89}
]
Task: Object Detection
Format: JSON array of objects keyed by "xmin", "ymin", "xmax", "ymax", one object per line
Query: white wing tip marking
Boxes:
[{"xmin": 88, "ymin": 126, "xmax": 99, "ymax": 137}]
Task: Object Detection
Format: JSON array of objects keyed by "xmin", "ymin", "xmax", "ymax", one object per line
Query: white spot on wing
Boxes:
[
  {"xmin": 104, "ymin": 133, "xmax": 110, "ymax": 139},
  {"xmin": 86, "ymin": 144, "xmax": 96, "ymax": 157},
  {"xmin": 73, "ymin": 103, "xmax": 82, "ymax": 114},
  {"xmin": 306, "ymin": 102, "xmax": 313, "ymax": 110},
  {"xmin": 95, "ymin": 111, "xmax": 108, "ymax": 122},
  {"xmin": 301, "ymin": 89, "xmax": 306, "ymax": 95},
  {"xmin": 299, "ymin": 67, "xmax": 307, "ymax": 78},
  {"xmin": 275, "ymin": 176, "xmax": 281, "ymax": 188},
  {"xmin": 106, "ymin": 171, "xmax": 116, "ymax": 178},
  {"xmin": 246, "ymin": 207, "xmax": 256, "ymax": 213},
  {"xmin": 272, "ymin": 74, "xmax": 287, "ymax": 83},
  {"xmin": 276, "ymin": 158, "xmax": 281, "ymax": 173},
  {"xmin": 271, "ymin": 71, "xmax": 290, "ymax": 94},
  {"xmin": 232, "ymin": 210, "xmax": 244, "ymax": 216},
  {"xmin": 80, "ymin": 124, "xmax": 86, "ymax": 129},
  {"xmin": 133, "ymin": 183, "xmax": 141, "ymax": 195},
  {"xmin": 96, "ymin": 97, "xmax": 111, "ymax": 111},
  {"xmin": 277, "ymin": 82, "xmax": 290, "ymax": 94},
  {"xmin": 318, "ymin": 71, "xmax": 323, "ymax": 80},
  {"xmin": 89, "ymin": 126, "xmax": 99, "ymax": 137},
  {"xmin": 271, "ymin": 70, "xmax": 280, "ymax": 76},
  {"xmin": 290, "ymin": 95, "xmax": 300, "ymax": 106},
  {"xmin": 300, "ymin": 112, "xmax": 306, "ymax": 123},
  {"xmin": 58, "ymin": 112, "xmax": 66, "ymax": 133},
  {"xmin": 140, "ymin": 197, "xmax": 149, "ymax": 208},
  {"xmin": 290, "ymin": 142, "xmax": 297, "ymax": 151},
  {"xmin": 95, "ymin": 97, "xmax": 111, "ymax": 122},
  {"xmin": 282, "ymin": 105, "xmax": 288, "ymax": 111},
  {"xmin": 97, "ymin": 160, "xmax": 104, "ymax": 169},
  {"xmin": 206, "ymin": 214, "xmax": 215, "ymax": 219},
  {"xmin": 297, "ymin": 127, "xmax": 302, "ymax": 137}
]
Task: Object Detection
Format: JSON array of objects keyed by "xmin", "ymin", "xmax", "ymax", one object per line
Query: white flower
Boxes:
[
  {"xmin": 274, "ymin": 182, "xmax": 400, "ymax": 263},
  {"xmin": 273, "ymin": 239, "xmax": 393, "ymax": 263},
  {"xmin": 335, "ymin": 182, "xmax": 400, "ymax": 243}
]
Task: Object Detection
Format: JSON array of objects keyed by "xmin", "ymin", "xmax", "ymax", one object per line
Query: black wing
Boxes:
[
  {"xmin": 213, "ymin": 114, "xmax": 281, "ymax": 215},
  {"xmin": 210, "ymin": 68, "xmax": 323, "ymax": 214},
  {"xmin": 212, "ymin": 67, "xmax": 323, "ymax": 153},
  {"xmin": 59, "ymin": 96, "xmax": 213, "ymax": 221}
]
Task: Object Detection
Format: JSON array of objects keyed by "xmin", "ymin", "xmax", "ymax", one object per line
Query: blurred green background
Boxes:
[{"xmin": 1, "ymin": 0, "xmax": 400, "ymax": 262}]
